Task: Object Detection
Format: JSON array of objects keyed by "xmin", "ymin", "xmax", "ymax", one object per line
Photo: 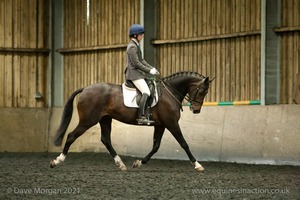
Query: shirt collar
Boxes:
[{"xmin": 131, "ymin": 38, "xmax": 139, "ymax": 46}]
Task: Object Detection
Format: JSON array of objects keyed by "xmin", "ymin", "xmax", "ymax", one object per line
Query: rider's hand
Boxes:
[{"xmin": 150, "ymin": 68, "xmax": 160, "ymax": 75}]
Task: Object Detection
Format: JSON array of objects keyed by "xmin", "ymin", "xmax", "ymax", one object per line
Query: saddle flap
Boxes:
[{"xmin": 122, "ymin": 82, "xmax": 158, "ymax": 108}]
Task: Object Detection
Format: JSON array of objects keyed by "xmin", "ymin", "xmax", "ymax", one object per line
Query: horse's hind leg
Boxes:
[
  {"xmin": 100, "ymin": 116, "xmax": 127, "ymax": 171},
  {"xmin": 132, "ymin": 125, "xmax": 165, "ymax": 168},
  {"xmin": 50, "ymin": 123, "xmax": 90, "ymax": 168}
]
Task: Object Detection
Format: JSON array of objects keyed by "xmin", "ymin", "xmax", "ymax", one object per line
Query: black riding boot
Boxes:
[{"xmin": 137, "ymin": 93, "xmax": 155, "ymax": 125}]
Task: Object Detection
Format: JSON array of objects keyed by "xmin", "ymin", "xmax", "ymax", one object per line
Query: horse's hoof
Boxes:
[
  {"xmin": 195, "ymin": 165, "xmax": 205, "ymax": 172},
  {"xmin": 132, "ymin": 160, "xmax": 142, "ymax": 168},
  {"xmin": 119, "ymin": 165, "xmax": 127, "ymax": 171},
  {"xmin": 50, "ymin": 160, "xmax": 56, "ymax": 168}
]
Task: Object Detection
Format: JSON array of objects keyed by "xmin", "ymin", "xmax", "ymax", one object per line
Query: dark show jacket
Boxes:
[{"xmin": 125, "ymin": 39, "xmax": 154, "ymax": 81}]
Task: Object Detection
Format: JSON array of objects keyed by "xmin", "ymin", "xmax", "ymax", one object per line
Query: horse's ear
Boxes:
[{"xmin": 204, "ymin": 77, "xmax": 209, "ymax": 84}]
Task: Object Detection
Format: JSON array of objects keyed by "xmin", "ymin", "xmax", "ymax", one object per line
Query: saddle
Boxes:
[{"xmin": 122, "ymin": 78, "xmax": 159, "ymax": 108}]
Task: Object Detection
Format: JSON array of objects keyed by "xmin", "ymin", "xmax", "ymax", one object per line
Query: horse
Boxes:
[{"xmin": 50, "ymin": 71, "xmax": 213, "ymax": 171}]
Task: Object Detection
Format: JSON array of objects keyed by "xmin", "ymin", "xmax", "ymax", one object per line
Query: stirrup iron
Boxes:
[{"xmin": 137, "ymin": 116, "xmax": 155, "ymax": 125}]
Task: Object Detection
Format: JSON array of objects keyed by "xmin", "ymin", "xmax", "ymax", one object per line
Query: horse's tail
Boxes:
[{"xmin": 54, "ymin": 88, "xmax": 84, "ymax": 146}]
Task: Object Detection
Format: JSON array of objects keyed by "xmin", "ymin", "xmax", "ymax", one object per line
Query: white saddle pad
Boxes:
[{"xmin": 122, "ymin": 83, "xmax": 158, "ymax": 108}]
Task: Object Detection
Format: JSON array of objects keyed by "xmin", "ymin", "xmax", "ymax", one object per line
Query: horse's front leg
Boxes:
[
  {"xmin": 167, "ymin": 124, "xmax": 205, "ymax": 172},
  {"xmin": 100, "ymin": 116, "xmax": 127, "ymax": 171},
  {"xmin": 132, "ymin": 125, "xmax": 165, "ymax": 168}
]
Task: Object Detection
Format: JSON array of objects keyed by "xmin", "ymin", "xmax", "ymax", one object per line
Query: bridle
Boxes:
[
  {"xmin": 156, "ymin": 75, "xmax": 208, "ymax": 111},
  {"xmin": 187, "ymin": 83, "xmax": 208, "ymax": 106}
]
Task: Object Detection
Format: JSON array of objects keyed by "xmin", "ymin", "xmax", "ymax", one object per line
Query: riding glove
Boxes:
[{"xmin": 150, "ymin": 68, "xmax": 160, "ymax": 75}]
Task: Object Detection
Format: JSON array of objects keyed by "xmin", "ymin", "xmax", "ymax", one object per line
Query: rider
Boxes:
[{"xmin": 125, "ymin": 24, "xmax": 160, "ymax": 125}]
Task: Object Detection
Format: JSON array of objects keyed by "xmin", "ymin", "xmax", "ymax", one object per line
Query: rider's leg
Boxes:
[
  {"xmin": 132, "ymin": 79, "xmax": 155, "ymax": 125},
  {"xmin": 132, "ymin": 79, "xmax": 150, "ymax": 96}
]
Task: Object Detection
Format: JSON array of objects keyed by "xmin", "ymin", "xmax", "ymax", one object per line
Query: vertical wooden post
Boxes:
[
  {"xmin": 143, "ymin": 0, "xmax": 156, "ymax": 67},
  {"xmin": 264, "ymin": 0, "xmax": 281, "ymax": 105},
  {"xmin": 51, "ymin": 0, "xmax": 64, "ymax": 106}
]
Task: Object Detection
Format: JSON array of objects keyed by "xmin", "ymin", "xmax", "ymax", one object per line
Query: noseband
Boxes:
[{"xmin": 187, "ymin": 83, "xmax": 208, "ymax": 106}]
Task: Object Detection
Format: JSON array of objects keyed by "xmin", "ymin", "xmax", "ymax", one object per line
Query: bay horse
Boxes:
[{"xmin": 50, "ymin": 71, "xmax": 213, "ymax": 171}]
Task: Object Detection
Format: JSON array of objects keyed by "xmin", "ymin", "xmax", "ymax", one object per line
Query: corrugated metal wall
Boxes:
[
  {"xmin": 61, "ymin": 0, "xmax": 140, "ymax": 101},
  {"xmin": 154, "ymin": 0, "xmax": 261, "ymax": 102},
  {"xmin": 0, "ymin": 0, "xmax": 49, "ymax": 107}
]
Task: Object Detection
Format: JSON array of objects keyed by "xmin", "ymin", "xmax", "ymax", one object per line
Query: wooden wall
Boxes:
[
  {"xmin": 0, "ymin": 0, "xmax": 49, "ymax": 108},
  {"xmin": 154, "ymin": 0, "xmax": 261, "ymax": 102},
  {"xmin": 275, "ymin": 0, "xmax": 300, "ymax": 104},
  {"xmin": 1, "ymin": 0, "xmax": 299, "ymax": 106},
  {"xmin": 61, "ymin": 0, "xmax": 140, "ymax": 101}
]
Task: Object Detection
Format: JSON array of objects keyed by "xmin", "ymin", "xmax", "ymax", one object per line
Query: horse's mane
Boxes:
[{"xmin": 162, "ymin": 71, "xmax": 205, "ymax": 81}]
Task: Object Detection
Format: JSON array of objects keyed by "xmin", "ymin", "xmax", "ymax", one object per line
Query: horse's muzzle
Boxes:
[
  {"xmin": 190, "ymin": 104, "xmax": 201, "ymax": 114},
  {"xmin": 193, "ymin": 110, "xmax": 200, "ymax": 114}
]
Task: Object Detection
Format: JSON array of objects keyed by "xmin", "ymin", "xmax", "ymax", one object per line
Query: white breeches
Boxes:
[{"xmin": 132, "ymin": 79, "xmax": 150, "ymax": 96}]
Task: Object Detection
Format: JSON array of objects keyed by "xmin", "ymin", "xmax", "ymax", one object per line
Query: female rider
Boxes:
[{"xmin": 125, "ymin": 24, "xmax": 160, "ymax": 125}]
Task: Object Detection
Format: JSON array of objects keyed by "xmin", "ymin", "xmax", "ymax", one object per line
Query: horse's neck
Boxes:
[{"xmin": 167, "ymin": 78, "xmax": 190, "ymax": 100}]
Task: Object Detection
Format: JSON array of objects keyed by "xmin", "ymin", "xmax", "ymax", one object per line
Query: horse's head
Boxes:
[{"xmin": 188, "ymin": 77, "xmax": 214, "ymax": 114}]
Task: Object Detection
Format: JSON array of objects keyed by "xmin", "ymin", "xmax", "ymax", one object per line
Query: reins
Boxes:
[
  {"xmin": 155, "ymin": 75, "xmax": 205, "ymax": 111},
  {"xmin": 157, "ymin": 76, "xmax": 184, "ymax": 111}
]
